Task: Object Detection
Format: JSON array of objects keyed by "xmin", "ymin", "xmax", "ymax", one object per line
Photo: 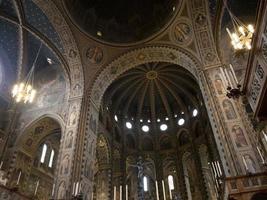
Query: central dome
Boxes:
[
  {"xmin": 103, "ymin": 62, "xmax": 202, "ymax": 129},
  {"xmin": 65, "ymin": 0, "xmax": 180, "ymax": 44}
]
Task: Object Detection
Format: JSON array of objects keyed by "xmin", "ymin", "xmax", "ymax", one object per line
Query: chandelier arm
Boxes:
[
  {"xmin": 24, "ymin": 42, "xmax": 42, "ymax": 84},
  {"xmin": 222, "ymin": 0, "xmax": 247, "ymax": 30}
]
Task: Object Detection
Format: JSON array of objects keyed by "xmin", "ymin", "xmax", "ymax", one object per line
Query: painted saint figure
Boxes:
[
  {"xmin": 222, "ymin": 99, "xmax": 237, "ymax": 120},
  {"xmin": 232, "ymin": 125, "xmax": 248, "ymax": 148},
  {"xmin": 214, "ymin": 74, "xmax": 224, "ymax": 95}
]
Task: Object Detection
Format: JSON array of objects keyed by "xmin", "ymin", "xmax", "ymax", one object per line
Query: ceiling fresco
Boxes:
[
  {"xmin": 0, "ymin": 0, "xmax": 66, "ymax": 101},
  {"xmin": 65, "ymin": 0, "xmax": 180, "ymax": 44}
]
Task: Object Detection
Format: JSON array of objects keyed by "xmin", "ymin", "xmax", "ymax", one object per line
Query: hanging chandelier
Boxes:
[
  {"xmin": 224, "ymin": 0, "xmax": 254, "ymax": 50},
  {"xmin": 11, "ymin": 43, "xmax": 42, "ymax": 104},
  {"xmin": 12, "ymin": 82, "xmax": 36, "ymax": 103},
  {"xmin": 219, "ymin": 64, "xmax": 244, "ymax": 99}
]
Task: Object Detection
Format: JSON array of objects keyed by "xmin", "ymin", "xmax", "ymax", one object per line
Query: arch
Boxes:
[
  {"xmin": 126, "ymin": 134, "xmax": 136, "ymax": 149},
  {"xmin": 20, "ymin": 113, "xmax": 65, "ymax": 134},
  {"xmin": 83, "ymin": 45, "xmax": 229, "ymax": 194},
  {"xmin": 96, "ymin": 134, "xmax": 111, "ymax": 166},
  {"xmin": 15, "ymin": 116, "xmax": 62, "ymax": 154},
  {"xmin": 89, "ymin": 46, "xmax": 202, "ymax": 109},
  {"xmin": 142, "ymin": 137, "xmax": 154, "ymax": 151},
  {"xmin": 160, "ymin": 136, "xmax": 172, "ymax": 150},
  {"xmin": 192, "ymin": 120, "xmax": 202, "ymax": 138},
  {"xmin": 178, "ymin": 131, "xmax": 191, "ymax": 146},
  {"xmin": 114, "ymin": 127, "xmax": 121, "ymax": 143}
]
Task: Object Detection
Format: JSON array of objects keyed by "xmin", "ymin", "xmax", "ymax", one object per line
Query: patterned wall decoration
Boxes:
[
  {"xmin": 189, "ymin": 0, "xmax": 220, "ymax": 67},
  {"xmin": 248, "ymin": 61, "xmax": 266, "ymax": 111},
  {"xmin": 209, "ymin": 68, "xmax": 260, "ymax": 174}
]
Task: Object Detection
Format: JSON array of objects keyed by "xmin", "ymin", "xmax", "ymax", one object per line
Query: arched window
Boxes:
[
  {"xmin": 143, "ymin": 176, "xmax": 148, "ymax": 192},
  {"xmin": 168, "ymin": 175, "xmax": 174, "ymax": 190},
  {"xmin": 263, "ymin": 131, "xmax": 267, "ymax": 142},
  {"xmin": 49, "ymin": 149, "xmax": 55, "ymax": 168},
  {"xmin": 40, "ymin": 144, "xmax": 47, "ymax": 163}
]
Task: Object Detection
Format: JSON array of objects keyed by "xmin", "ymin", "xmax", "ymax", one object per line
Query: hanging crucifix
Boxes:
[{"xmin": 128, "ymin": 156, "xmax": 152, "ymax": 200}]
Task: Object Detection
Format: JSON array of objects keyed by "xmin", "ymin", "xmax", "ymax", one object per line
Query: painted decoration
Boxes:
[
  {"xmin": 60, "ymin": 155, "xmax": 70, "ymax": 175},
  {"xmin": 222, "ymin": 99, "xmax": 237, "ymax": 120},
  {"xmin": 68, "ymin": 105, "xmax": 77, "ymax": 126},
  {"xmin": 232, "ymin": 125, "xmax": 248, "ymax": 148},
  {"xmin": 85, "ymin": 46, "xmax": 103, "ymax": 64},
  {"xmin": 57, "ymin": 181, "xmax": 66, "ymax": 199},
  {"xmin": 34, "ymin": 65, "xmax": 66, "ymax": 109},
  {"xmin": 65, "ymin": 130, "xmax": 73, "ymax": 148},
  {"xmin": 243, "ymin": 154, "xmax": 257, "ymax": 173},
  {"xmin": 172, "ymin": 21, "xmax": 192, "ymax": 45},
  {"xmin": 214, "ymin": 74, "xmax": 224, "ymax": 95}
]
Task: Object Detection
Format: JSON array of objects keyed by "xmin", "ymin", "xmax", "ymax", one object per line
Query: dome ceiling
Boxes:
[
  {"xmin": 103, "ymin": 62, "xmax": 202, "ymax": 127},
  {"xmin": 64, "ymin": 0, "xmax": 180, "ymax": 44}
]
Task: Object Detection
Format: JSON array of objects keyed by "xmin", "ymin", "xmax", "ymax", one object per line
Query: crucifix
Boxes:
[{"xmin": 128, "ymin": 156, "xmax": 151, "ymax": 200}]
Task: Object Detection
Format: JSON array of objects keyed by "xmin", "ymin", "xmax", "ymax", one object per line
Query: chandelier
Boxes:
[
  {"xmin": 220, "ymin": 64, "xmax": 244, "ymax": 99},
  {"xmin": 12, "ymin": 82, "xmax": 36, "ymax": 103},
  {"xmin": 224, "ymin": 0, "xmax": 254, "ymax": 50},
  {"xmin": 11, "ymin": 43, "xmax": 42, "ymax": 104}
]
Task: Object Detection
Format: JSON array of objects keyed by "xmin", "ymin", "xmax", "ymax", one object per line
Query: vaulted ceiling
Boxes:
[
  {"xmin": 64, "ymin": 0, "xmax": 180, "ymax": 44},
  {"xmin": 102, "ymin": 62, "xmax": 203, "ymax": 135}
]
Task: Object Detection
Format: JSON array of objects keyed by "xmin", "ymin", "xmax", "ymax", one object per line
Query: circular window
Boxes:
[
  {"xmin": 160, "ymin": 124, "xmax": 168, "ymax": 131},
  {"xmin": 142, "ymin": 125, "xmax": 150, "ymax": 132},
  {"xmin": 178, "ymin": 118, "xmax": 185, "ymax": 126},
  {"xmin": 126, "ymin": 121, "xmax": 132, "ymax": 129}
]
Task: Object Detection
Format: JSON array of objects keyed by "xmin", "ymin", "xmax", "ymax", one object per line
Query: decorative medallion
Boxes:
[
  {"xmin": 85, "ymin": 46, "xmax": 104, "ymax": 64},
  {"xmin": 146, "ymin": 71, "xmax": 158, "ymax": 80},
  {"xmin": 171, "ymin": 18, "xmax": 193, "ymax": 46}
]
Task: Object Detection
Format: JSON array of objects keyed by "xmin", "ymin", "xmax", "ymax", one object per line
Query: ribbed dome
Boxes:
[{"xmin": 103, "ymin": 62, "xmax": 202, "ymax": 126}]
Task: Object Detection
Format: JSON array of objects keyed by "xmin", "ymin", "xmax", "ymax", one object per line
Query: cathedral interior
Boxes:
[{"xmin": 0, "ymin": 0, "xmax": 267, "ymax": 200}]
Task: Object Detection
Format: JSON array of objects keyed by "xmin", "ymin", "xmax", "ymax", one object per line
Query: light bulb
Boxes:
[
  {"xmin": 247, "ymin": 24, "xmax": 254, "ymax": 33},
  {"xmin": 19, "ymin": 83, "xmax": 25, "ymax": 92},
  {"xmin": 245, "ymin": 41, "xmax": 251, "ymax": 50},
  {"xmin": 237, "ymin": 43, "xmax": 243, "ymax": 49},
  {"xmin": 232, "ymin": 33, "xmax": 239, "ymax": 42},
  {"xmin": 26, "ymin": 84, "xmax": 32, "ymax": 92},
  {"xmin": 12, "ymin": 84, "xmax": 18, "ymax": 97},
  {"xmin": 29, "ymin": 90, "xmax": 36, "ymax": 103},
  {"xmin": 238, "ymin": 26, "xmax": 245, "ymax": 36}
]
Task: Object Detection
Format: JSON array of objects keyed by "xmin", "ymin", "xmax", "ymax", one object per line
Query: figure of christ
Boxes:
[{"xmin": 128, "ymin": 156, "xmax": 152, "ymax": 200}]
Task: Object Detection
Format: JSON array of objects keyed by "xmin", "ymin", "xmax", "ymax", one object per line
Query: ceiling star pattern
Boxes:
[
  {"xmin": 0, "ymin": 18, "xmax": 19, "ymax": 80},
  {"xmin": 22, "ymin": 0, "xmax": 64, "ymax": 53},
  {"xmin": 0, "ymin": 0, "xmax": 18, "ymax": 19}
]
